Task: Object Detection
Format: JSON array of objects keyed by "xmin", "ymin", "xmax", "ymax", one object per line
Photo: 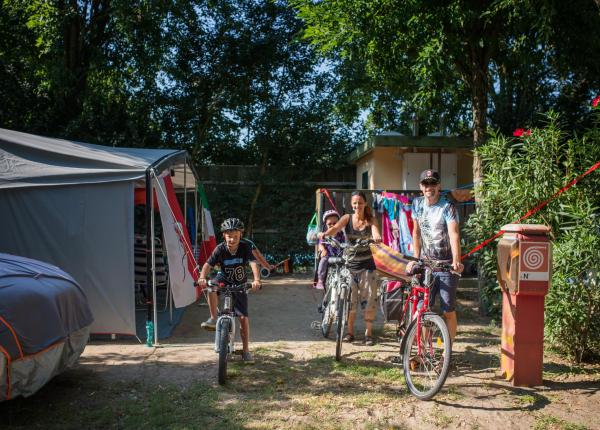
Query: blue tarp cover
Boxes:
[{"xmin": 0, "ymin": 253, "xmax": 93, "ymax": 360}]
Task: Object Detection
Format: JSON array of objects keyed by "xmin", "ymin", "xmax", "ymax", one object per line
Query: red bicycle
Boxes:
[{"xmin": 395, "ymin": 259, "xmax": 457, "ymax": 400}]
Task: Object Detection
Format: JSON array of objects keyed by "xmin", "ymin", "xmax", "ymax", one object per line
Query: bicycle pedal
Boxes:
[{"xmin": 310, "ymin": 321, "xmax": 322, "ymax": 330}]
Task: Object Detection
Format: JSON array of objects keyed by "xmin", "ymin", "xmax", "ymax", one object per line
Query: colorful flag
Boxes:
[{"xmin": 198, "ymin": 183, "xmax": 217, "ymax": 266}]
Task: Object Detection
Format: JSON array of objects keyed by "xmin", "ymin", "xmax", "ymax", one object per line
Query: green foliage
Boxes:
[{"xmin": 465, "ymin": 109, "xmax": 600, "ymax": 361}]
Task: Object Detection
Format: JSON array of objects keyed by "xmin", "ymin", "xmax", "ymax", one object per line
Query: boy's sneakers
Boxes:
[
  {"xmin": 314, "ymin": 281, "xmax": 325, "ymax": 290},
  {"xmin": 201, "ymin": 317, "xmax": 216, "ymax": 331},
  {"xmin": 242, "ymin": 351, "xmax": 254, "ymax": 363}
]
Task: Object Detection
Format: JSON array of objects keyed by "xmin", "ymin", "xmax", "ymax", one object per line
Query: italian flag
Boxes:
[{"xmin": 198, "ymin": 183, "xmax": 217, "ymax": 265}]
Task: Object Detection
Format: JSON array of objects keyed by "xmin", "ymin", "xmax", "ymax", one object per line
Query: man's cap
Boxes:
[{"xmin": 419, "ymin": 169, "xmax": 440, "ymax": 183}]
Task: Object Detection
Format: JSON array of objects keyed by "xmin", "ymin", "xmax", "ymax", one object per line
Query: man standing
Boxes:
[{"xmin": 408, "ymin": 169, "xmax": 464, "ymax": 342}]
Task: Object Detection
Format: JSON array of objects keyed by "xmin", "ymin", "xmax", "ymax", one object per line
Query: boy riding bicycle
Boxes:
[{"xmin": 197, "ymin": 217, "xmax": 261, "ymax": 362}]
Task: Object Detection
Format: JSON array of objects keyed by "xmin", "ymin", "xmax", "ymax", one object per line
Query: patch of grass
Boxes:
[
  {"xmin": 332, "ymin": 361, "xmax": 405, "ymax": 382},
  {"xmin": 1, "ymin": 380, "xmax": 244, "ymax": 430},
  {"xmin": 533, "ymin": 414, "xmax": 588, "ymax": 430},
  {"xmin": 422, "ymin": 405, "xmax": 454, "ymax": 428},
  {"xmin": 442, "ymin": 386, "xmax": 465, "ymax": 401}
]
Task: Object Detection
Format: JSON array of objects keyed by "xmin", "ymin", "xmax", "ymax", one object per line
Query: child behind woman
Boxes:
[{"xmin": 315, "ymin": 210, "xmax": 345, "ymax": 290}]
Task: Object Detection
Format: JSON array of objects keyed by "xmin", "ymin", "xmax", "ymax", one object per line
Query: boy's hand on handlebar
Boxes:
[
  {"xmin": 251, "ymin": 279, "xmax": 262, "ymax": 291},
  {"xmin": 372, "ymin": 234, "xmax": 382, "ymax": 243},
  {"xmin": 196, "ymin": 278, "xmax": 207, "ymax": 288},
  {"xmin": 317, "ymin": 232, "xmax": 326, "ymax": 240}
]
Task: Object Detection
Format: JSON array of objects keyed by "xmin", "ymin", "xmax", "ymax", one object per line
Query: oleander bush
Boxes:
[{"xmin": 465, "ymin": 106, "xmax": 600, "ymax": 362}]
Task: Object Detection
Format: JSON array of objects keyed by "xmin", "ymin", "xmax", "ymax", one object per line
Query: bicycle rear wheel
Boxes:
[
  {"xmin": 218, "ymin": 318, "xmax": 231, "ymax": 385},
  {"xmin": 335, "ymin": 286, "xmax": 348, "ymax": 361},
  {"xmin": 402, "ymin": 313, "xmax": 451, "ymax": 400}
]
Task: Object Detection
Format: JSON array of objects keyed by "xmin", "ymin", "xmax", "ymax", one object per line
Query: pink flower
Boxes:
[
  {"xmin": 593, "ymin": 95, "xmax": 600, "ymax": 108},
  {"xmin": 513, "ymin": 128, "xmax": 531, "ymax": 137}
]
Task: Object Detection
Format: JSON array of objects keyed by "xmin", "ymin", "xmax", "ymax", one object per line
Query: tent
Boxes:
[
  {"xmin": 0, "ymin": 253, "xmax": 93, "ymax": 401},
  {"xmin": 0, "ymin": 128, "xmax": 202, "ymax": 344}
]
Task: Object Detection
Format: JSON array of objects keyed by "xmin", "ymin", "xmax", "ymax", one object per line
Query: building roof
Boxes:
[{"xmin": 347, "ymin": 132, "xmax": 473, "ymax": 163}]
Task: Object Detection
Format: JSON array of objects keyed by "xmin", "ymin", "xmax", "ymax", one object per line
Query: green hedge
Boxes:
[{"xmin": 464, "ymin": 110, "xmax": 600, "ymax": 362}]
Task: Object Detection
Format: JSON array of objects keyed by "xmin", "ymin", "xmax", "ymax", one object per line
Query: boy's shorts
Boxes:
[
  {"xmin": 429, "ymin": 271, "xmax": 459, "ymax": 313},
  {"xmin": 212, "ymin": 277, "xmax": 249, "ymax": 317}
]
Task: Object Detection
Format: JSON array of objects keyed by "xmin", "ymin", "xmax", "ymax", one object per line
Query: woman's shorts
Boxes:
[{"xmin": 349, "ymin": 270, "xmax": 378, "ymax": 320}]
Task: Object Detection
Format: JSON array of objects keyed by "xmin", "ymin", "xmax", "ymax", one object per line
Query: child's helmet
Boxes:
[
  {"xmin": 220, "ymin": 218, "xmax": 244, "ymax": 232},
  {"xmin": 322, "ymin": 209, "xmax": 340, "ymax": 223}
]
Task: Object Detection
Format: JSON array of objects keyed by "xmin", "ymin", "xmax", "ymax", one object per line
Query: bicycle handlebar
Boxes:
[
  {"xmin": 411, "ymin": 259, "xmax": 461, "ymax": 277},
  {"xmin": 323, "ymin": 236, "xmax": 375, "ymax": 249},
  {"xmin": 193, "ymin": 280, "xmax": 254, "ymax": 292}
]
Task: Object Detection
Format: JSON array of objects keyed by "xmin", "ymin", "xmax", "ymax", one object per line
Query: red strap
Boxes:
[
  {"xmin": 462, "ymin": 160, "xmax": 600, "ymax": 259},
  {"xmin": 319, "ymin": 188, "xmax": 339, "ymax": 212}
]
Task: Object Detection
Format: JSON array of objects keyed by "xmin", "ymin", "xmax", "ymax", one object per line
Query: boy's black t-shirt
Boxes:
[{"xmin": 207, "ymin": 241, "xmax": 255, "ymax": 284}]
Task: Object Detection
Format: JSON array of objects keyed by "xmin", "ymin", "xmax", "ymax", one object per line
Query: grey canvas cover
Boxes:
[
  {"xmin": 0, "ymin": 253, "xmax": 92, "ymax": 401},
  {"xmin": 0, "ymin": 253, "xmax": 93, "ymax": 359},
  {"xmin": 0, "ymin": 128, "xmax": 191, "ymax": 335}
]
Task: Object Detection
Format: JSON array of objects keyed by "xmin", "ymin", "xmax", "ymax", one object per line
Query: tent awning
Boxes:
[{"xmin": 0, "ymin": 128, "xmax": 191, "ymax": 189}]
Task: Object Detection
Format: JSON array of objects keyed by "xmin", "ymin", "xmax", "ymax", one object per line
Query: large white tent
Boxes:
[{"xmin": 0, "ymin": 128, "xmax": 200, "ymax": 341}]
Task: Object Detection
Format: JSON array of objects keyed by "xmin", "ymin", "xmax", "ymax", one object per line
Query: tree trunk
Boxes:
[{"xmin": 469, "ymin": 44, "xmax": 490, "ymax": 315}]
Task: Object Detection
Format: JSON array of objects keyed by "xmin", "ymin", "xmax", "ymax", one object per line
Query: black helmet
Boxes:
[{"xmin": 220, "ymin": 218, "xmax": 244, "ymax": 232}]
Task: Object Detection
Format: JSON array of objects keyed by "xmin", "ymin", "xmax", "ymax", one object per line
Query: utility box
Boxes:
[{"xmin": 497, "ymin": 224, "xmax": 552, "ymax": 386}]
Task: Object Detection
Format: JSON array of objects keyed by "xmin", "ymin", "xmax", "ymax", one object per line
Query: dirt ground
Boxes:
[{"xmin": 3, "ymin": 273, "xmax": 600, "ymax": 429}]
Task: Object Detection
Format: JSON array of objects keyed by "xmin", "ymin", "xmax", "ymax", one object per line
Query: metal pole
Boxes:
[
  {"xmin": 151, "ymin": 172, "xmax": 158, "ymax": 346},
  {"xmin": 145, "ymin": 169, "xmax": 154, "ymax": 347}
]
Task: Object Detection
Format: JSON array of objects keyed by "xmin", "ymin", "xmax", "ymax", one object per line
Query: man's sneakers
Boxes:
[
  {"xmin": 314, "ymin": 281, "xmax": 325, "ymax": 290},
  {"xmin": 242, "ymin": 351, "xmax": 254, "ymax": 363},
  {"xmin": 201, "ymin": 317, "xmax": 216, "ymax": 331}
]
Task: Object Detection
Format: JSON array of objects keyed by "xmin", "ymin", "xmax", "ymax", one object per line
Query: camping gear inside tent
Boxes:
[
  {"xmin": 0, "ymin": 253, "xmax": 93, "ymax": 401},
  {"xmin": 0, "ymin": 128, "xmax": 202, "ymax": 345}
]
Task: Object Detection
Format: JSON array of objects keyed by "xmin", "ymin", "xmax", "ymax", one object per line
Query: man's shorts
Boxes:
[{"xmin": 429, "ymin": 271, "xmax": 460, "ymax": 313}]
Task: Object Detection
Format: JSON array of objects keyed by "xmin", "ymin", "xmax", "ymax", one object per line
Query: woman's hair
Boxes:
[{"xmin": 351, "ymin": 191, "xmax": 373, "ymax": 223}]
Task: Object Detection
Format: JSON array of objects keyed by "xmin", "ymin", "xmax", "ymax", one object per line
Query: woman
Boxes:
[{"xmin": 317, "ymin": 191, "xmax": 381, "ymax": 345}]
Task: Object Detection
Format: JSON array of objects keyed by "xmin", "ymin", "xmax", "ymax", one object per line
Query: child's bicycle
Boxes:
[
  {"xmin": 397, "ymin": 259, "xmax": 459, "ymax": 400},
  {"xmin": 318, "ymin": 236, "xmax": 372, "ymax": 361},
  {"xmin": 201, "ymin": 280, "xmax": 252, "ymax": 385}
]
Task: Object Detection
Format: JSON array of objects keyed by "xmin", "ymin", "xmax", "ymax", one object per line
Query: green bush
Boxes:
[{"xmin": 465, "ymin": 110, "xmax": 600, "ymax": 362}]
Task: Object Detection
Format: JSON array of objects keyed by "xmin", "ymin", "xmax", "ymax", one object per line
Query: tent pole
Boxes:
[
  {"xmin": 183, "ymin": 157, "xmax": 187, "ymax": 226},
  {"xmin": 151, "ymin": 173, "xmax": 159, "ymax": 346},
  {"xmin": 145, "ymin": 169, "xmax": 154, "ymax": 347}
]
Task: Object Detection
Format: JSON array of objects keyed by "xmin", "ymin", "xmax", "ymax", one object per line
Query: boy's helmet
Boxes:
[
  {"xmin": 220, "ymin": 218, "xmax": 244, "ymax": 232},
  {"xmin": 322, "ymin": 209, "xmax": 340, "ymax": 223}
]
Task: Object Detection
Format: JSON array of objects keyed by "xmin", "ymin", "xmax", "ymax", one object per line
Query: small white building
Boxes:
[{"xmin": 347, "ymin": 131, "xmax": 473, "ymax": 190}]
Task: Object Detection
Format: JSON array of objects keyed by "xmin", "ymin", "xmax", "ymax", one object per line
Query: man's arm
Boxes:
[
  {"xmin": 447, "ymin": 221, "xmax": 464, "ymax": 273},
  {"xmin": 412, "ymin": 220, "xmax": 421, "ymax": 259}
]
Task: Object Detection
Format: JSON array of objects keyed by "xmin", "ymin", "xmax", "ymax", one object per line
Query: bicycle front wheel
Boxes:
[
  {"xmin": 321, "ymin": 286, "xmax": 335, "ymax": 338},
  {"xmin": 335, "ymin": 286, "xmax": 348, "ymax": 361},
  {"xmin": 218, "ymin": 318, "xmax": 231, "ymax": 385},
  {"xmin": 402, "ymin": 313, "xmax": 451, "ymax": 400}
]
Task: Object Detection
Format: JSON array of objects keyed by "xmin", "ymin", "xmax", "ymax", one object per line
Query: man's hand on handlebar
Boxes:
[
  {"xmin": 452, "ymin": 261, "xmax": 464, "ymax": 274},
  {"xmin": 251, "ymin": 279, "xmax": 262, "ymax": 292}
]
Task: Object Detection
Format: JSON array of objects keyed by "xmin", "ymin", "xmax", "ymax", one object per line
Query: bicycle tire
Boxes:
[
  {"xmin": 321, "ymin": 286, "xmax": 335, "ymax": 338},
  {"xmin": 402, "ymin": 313, "xmax": 451, "ymax": 400},
  {"xmin": 217, "ymin": 318, "xmax": 231, "ymax": 385},
  {"xmin": 335, "ymin": 285, "xmax": 348, "ymax": 361}
]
